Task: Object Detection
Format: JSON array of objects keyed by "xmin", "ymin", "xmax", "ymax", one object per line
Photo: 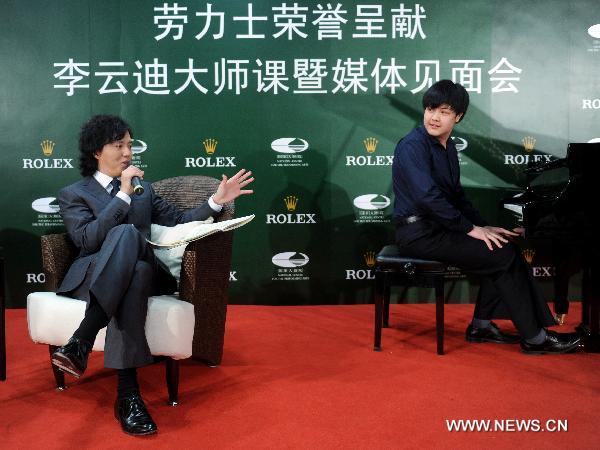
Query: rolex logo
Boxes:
[
  {"xmin": 203, "ymin": 138, "xmax": 217, "ymax": 155},
  {"xmin": 266, "ymin": 195, "xmax": 315, "ymax": 224},
  {"xmin": 185, "ymin": 138, "xmax": 235, "ymax": 168},
  {"xmin": 23, "ymin": 141, "xmax": 73, "ymax": 169},
  {"xmin": 522, "ymin": 248, "xmax": 535, "ymax": 265},
  {"xmin": 522, "ymin": 136, "xmax": 536, "ymax": 153},
  {"xmin": 347, "ymin": 138, "xmax": 391, "ymax": 166},
  {"xmin": 364, "ymin": 137, "xmax": 378, "ymax": 154},
  {"xmin": 284, "ymin": 196, "xmax": 298, "ymax": 212},
  {"xmin": 40, "ymin": 140, "xmax": 55, "ymax": 156},
  {"xmin": 346, "ymin": 252, "xmax": 377, "ymax": 280},
  {"xmin": 364, "ymin": 251, "xmax": 376, "ymax": 267}
]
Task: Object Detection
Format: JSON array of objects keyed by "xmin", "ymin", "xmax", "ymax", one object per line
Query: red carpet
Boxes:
[{"xmin": 1, "ymin": 304, "xmax": 598, "ymax": 449}]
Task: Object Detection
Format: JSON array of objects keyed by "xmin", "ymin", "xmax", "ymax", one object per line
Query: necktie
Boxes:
[{"xmin": 110, "ymin": 178, "xmax": 120, "ymax": 198}]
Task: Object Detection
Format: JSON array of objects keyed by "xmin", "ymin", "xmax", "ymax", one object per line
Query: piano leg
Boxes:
[
  {"xmin": 581, "ymin": 261, "xmax": 600, "ymax": 352},
  {"xmin": 552, "ymin": 242, "xmax": 574, "ymax": 318},
  {"xmin": 582, "ymin": 265, "xmax": 590, "ymax": 325},
  {"xmin": 553, "ymin": 270, "xmax": 569, "ymax": 325}
]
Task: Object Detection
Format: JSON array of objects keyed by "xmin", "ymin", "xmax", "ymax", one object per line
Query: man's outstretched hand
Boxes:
[
  {"xmin": 212, "ymin": 169, "xmax": 254, "ymax": 205},
  {"xmin": 467, "ymin": 225, "xmax": 519, "ymax": 251}
]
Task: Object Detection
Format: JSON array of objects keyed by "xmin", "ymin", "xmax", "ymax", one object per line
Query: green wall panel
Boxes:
[{"xmin": 1, "ymin": 0, "xmax": 596, "ymax": 306}]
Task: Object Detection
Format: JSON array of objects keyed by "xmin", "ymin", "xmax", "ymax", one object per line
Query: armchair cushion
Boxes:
[{"xmin": 27, "ymin": 292, "xmax": 194, "ymax": 360}]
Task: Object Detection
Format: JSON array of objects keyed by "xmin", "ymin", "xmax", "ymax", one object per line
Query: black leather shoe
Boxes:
[
  {"xmin": 115, "ymin": 393, "xmax": 158, "ymax": 436},
  {"xmin": 466, "ymin": 322, "xmax": 520, "ymax": 344},
  {"xmin": 520, "ymin": 330, "xmax": 583, "ymax": 354},
  {"xmin": 51, "ymin": 337, "xmax": 92, "ymax": 378}
]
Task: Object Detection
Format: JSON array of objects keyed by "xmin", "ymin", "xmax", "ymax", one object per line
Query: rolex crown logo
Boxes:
[
  {"xmin": 522, "ymin": 136, "xmax": 536, "ymax": 153},
  {"xmin": 284, "ymin": 195, "xmax": 298, "ymax": 212},
  {"xmin": 40, "ymin": 139, "xmax": 55, "ymax": 156},
  {"xmin": 522, "ymin": 248, "xmax": 535, "ymax": 265},
  {"xmin": 203, "ymin": 138, "xmax": 218, "ymax": 155},
  {"xmin": 364, "ymin": 251, "xmax": 376, "ymax": 268},
  {"xmin": 363, "ymin": 137, "xmax": 378, "ymax": 154}
]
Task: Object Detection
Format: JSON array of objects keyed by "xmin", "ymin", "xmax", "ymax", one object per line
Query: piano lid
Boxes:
[{"xmin": 501, "ymin": 142, "xmax": 599, "ymax": 234}]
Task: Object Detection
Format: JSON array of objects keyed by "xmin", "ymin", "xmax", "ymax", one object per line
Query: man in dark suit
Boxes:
[
  {"xmin": 392, "ymin": 80, "xmax": 583, "ymax": 355},
  {"xmin": 51, "ymin": 115, "xmax": 254, "ymax": 435}
]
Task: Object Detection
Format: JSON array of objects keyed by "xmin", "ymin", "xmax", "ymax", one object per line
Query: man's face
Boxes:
[
  {"xmin": 94, "ymin": 131, "xmax": 133, "ymax": 177},
  {"xmin": 423, "ymin": 104, "xmax": 462, "ymax": 144}
]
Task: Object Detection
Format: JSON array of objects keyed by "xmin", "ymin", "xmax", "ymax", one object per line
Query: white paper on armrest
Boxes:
[
  {"xmin": 150, "ymin": 217, "xmax": 214, "ymax": 246},
  {"xmin": 149, "ymin": 215, "xmax": 255, "ymax": 281}
]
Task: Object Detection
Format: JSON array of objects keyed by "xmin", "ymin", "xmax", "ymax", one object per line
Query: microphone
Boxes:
[{"xmin": 131, "ymin": 176, "xmax": 144, "ymax": 195}]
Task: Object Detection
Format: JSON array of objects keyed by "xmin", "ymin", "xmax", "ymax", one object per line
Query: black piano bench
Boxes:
[{"xmin": 373, "ymin": 245, "xmax": 448, "ymax": 355}]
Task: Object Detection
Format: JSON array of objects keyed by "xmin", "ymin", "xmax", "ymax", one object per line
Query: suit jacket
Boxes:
[{"xmin": 57, "ymin": 176, "xmax": 217, "ymax": 294}]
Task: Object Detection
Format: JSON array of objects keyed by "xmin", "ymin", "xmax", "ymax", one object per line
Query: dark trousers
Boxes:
[
  {"xmin": 395, "ymin": 220, "xmax": 555, "ymax": 340},
  {"xmin": 69, "ymin": 224, "xmax": 176, "ymax": 369}
]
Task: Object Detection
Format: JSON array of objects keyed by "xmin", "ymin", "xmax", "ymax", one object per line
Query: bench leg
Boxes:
[
  {"xmin": 383, "ymin": 281, "xmax": 391, "ymax": 328},
  {"xmin": 165, "ymin": 358, "xmax": 179, "ymax": 406},
  {"xmin": 435, "ymin": 278, "xmax": 445, "ymax": 355},
  {"xmin": 49, "ymin": 345, "xmax": 66, "ymax": 390},
  {"xmin": 374, "ymin": 270, "xmax": 385, "ymax": 351}
]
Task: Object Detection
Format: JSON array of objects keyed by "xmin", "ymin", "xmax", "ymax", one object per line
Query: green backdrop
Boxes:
[{"xmin": 2, "ymin": 0, "xmax": 598, "ymax": 307}]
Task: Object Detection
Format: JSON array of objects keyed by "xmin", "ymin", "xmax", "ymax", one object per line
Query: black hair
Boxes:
[
  {"xmin": 78, "ymin": 115, "xmax": 132, "ymax": 176},
  {"xmin": 422, "ymin": 80, "xmax": 469, "ymax": 122}
]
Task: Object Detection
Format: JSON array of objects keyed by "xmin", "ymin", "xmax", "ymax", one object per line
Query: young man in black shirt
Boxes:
[{"xmin": 392, "ymin": 80, "xmax": 582, "ymax": 354}]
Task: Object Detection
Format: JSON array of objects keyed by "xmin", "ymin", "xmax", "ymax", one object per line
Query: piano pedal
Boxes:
[{"xmin": 553, "ymin": 313, "xmax": 567, "ymax": 326}]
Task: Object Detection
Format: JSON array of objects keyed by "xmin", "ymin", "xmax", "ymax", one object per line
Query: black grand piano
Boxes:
[{"xmin": 501, "ymin": 143, "xmax": 599, "ymax": 352}]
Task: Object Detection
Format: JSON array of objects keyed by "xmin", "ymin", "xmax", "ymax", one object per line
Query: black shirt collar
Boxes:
[{"xmin": 416, "ymin": 125, "xmax": 456, "ymax": 152}]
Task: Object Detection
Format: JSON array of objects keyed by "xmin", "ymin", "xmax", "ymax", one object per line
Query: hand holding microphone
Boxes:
[{"xmin": 120, "ymin": 165, "xmax": 145, "ymax": 196}]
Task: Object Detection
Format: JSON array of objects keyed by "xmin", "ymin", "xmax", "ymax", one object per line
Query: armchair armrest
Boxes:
[
  {"xmin": 179, "ymin": 202, "xmax": 234, "ymax": 365},
  {"xmin": 40, "ymin": 234, "xmax": 78, "ymax": 291}
]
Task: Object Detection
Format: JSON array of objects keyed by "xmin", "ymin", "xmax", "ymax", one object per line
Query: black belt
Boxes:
[{"xmin": 394, "ymin": 215, "xmax": 423, "ymax": 226}]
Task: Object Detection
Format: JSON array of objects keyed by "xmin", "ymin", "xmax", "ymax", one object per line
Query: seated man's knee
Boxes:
[
  {"xmin": 493, "ymin": 243, "xmax": 517, "ymax": 268},
  {"xmin": 478, "ymin": 241, "xmax": 517, "ymax": 270},
  {"xmin": 108, "ymin": 223, "xmax": 138, "ymax": 235},
  {"xmin": 107, "ymin": 224, "xmax": 144, "ymax": 244}
]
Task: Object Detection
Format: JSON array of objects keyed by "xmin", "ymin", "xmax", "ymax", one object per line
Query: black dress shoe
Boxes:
[
  {"xmin": 466, "ymin": 322, "xmax": 520, "ymax": 344},
  {"xmin": 51, "ymin": 337, "xmax": 92, "ymax": 378},
  {"xmin": 115, "ymin": 393, "xmax": 158, "ymax": 436},
  {"xmin": 575, "ymin": 323, "xmax": 592, "ymax": 339},
  {"xmin": 520, "ymin": 330, "xmax": 583, "ymax": 355}
]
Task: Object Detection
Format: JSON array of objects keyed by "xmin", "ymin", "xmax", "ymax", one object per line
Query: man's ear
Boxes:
[
  {"xmin": 94, "ymin": 150, "xmax": 101, "ymax": 160},
  {"xmin": 455, "ymin": 113, "xmax": 463, "ymax": 123}
]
